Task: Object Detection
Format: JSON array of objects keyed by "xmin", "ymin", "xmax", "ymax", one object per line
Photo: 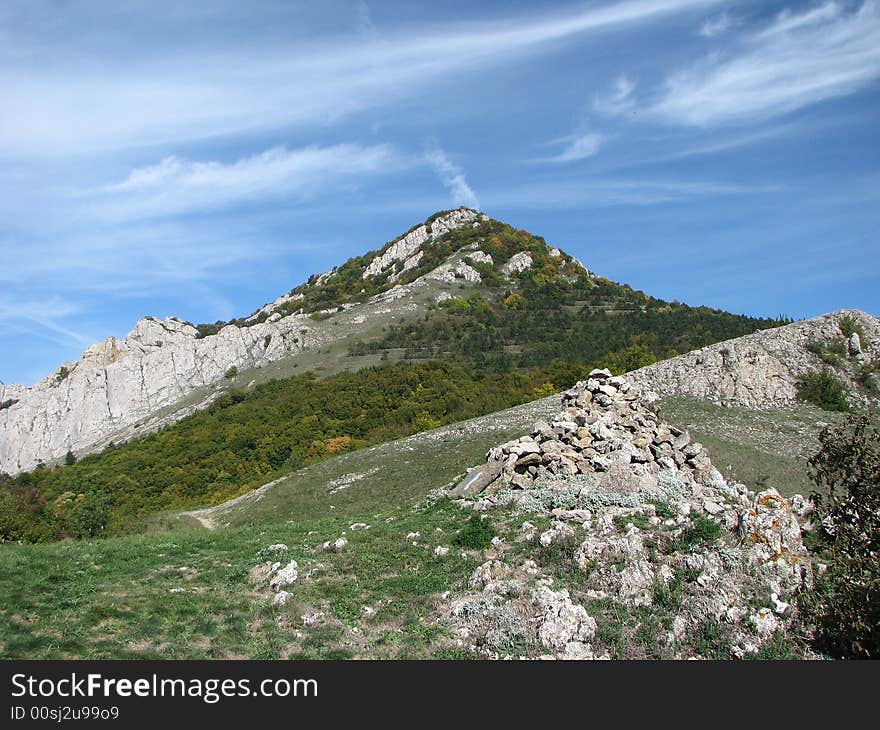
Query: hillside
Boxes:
[
  {"xmin": 0, "ymin": 208, "xmax": 783, "ymax": 476},
  {"xmin": 180, "ymin": 309, "xmax": 877, "ymax": 534},
  {"xmin": 0, "ymin": 210, "xmax": 796, "ymax": 544},
  {"xmin": 0, "ymin": 370, "xmax": 826, "ymax": 660}
]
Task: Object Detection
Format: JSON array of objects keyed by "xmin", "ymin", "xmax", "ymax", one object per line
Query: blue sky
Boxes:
[{"xmin": 2, "ymin": 0, "xmax": 879, "ymax": 384}]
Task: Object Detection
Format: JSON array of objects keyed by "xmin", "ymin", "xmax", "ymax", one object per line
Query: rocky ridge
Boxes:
[
  {"xmin": 0, "ymin": 208, "xmax": 525, "ymax": 476},
  {"xmin": 442, "ymin": 371, "xmax": 813, "ymax": 659},
  {"xmin": 628, "ymin": 309, "xmax": 880, "ymax": 409}
]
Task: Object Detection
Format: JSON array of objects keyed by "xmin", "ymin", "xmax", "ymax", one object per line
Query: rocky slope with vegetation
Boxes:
[
  {"xmin": 0, "ymin": 370, "xmax": 830, "ymax": 660},
  {"xmin": 1, "ymin": 345, "xmax": 876, "ymax": 659},
  {"xmin": 629, "ymin": 309, "xmax": 880, "ymax": 409}
]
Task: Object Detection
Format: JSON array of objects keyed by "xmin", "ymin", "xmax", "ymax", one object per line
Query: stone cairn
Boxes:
[
  {"xmin": 443, "ymin": 370, "xmax": 815, "ymax": 658},
  {"xmin": 450, "ymin": 368, "xmax": 718, "ymax": 500}
]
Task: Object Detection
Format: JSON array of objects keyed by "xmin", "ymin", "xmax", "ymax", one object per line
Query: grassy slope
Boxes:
[
  {"xmin": 0, "ymin": 499, "xmax": 489, "ymax": 659},
  {"xmin": 186, "ymin": 393, "xmax": 836, "ymax": 535},
  {"xmin": 657, "ymin": 397, "xmax": 843, "ymax": 496},
  {"xmin": 177, "ymin": 393, "xmax": 557, "ymax": 530}
]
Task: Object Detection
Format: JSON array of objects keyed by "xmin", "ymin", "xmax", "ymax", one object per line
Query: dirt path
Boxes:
[{"xmin": 181, "ymin": 476, "xmax": 290, "ymax": 530}]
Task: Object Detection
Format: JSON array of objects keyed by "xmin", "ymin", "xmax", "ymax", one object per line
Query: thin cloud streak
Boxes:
[
  {"xmin": 0, "ymin": 297, "xmax": 92, "ymax": 351},
  {"xmin": 0, "ymin": 0, "xmax": 724, "ymax": 156},
  {"xmin": 593, "ymin": 76, "xmax": 637, "ymax": 116},
  {"xmin": 538, "ymin": 133, "xmax": 604, "ymax": 163},
  {"xmin": 481, "ymin": 177, "xmax": 783, "ymax": 209},
  {"xmin": 101, "ymin": 143, "xmax": 401, "ymax": 219},
  {"xmin": 651, "ymin": 1, "xmax": 880, "ymax": 125},
  {"xmin": 698, "ymin": 12, "xmax": 737, "ymax": 37}
]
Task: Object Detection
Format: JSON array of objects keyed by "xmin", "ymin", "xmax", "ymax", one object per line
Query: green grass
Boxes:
[
  {"xmin": 181, "ymin": 392, "xmax": 558, "ymax": 530},
  {"xmin": 672, "ymin": 513, "xmax": 723, "ymax": 551},
  {"xmin": 1, "ymin": 364, "xmax": 849, "ymax": 659},
  {"xmin": 453, "ymin": 515, "xmax": 496, "ymax": 549},
  {"xmin": 657, "ymin": 396, "xmax": 843, "ymax": 497},
  {"xmin": 0, "ymin": 499, "xmax": 481, "ymax": 659}
]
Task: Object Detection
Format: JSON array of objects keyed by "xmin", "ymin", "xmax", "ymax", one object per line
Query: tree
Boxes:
[
  {"xmin": 64, "ymin": 450, "xmax": 77, "ymax": 466},
  {"xmin": 803, "ymin": 415, "xmax": 880, "ymax": 658}
]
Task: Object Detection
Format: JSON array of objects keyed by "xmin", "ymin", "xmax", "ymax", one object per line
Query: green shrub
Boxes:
[
  {"xmin": 534, "ymin": 533, "xmax": 591, "ymax": 582},
  {"xmin": 806, "ymin": 339, "xmax": 826, "ymax": 357},
  {"xmin": 224, "ymin": 366, "xmax": 238, "ymax": 379},
  {"xmin": 652, "ymin": 574, "xmax": 683, "ymax": 610},
  {"xmin": 754, "ymin": 631, "xmax": 804, "ymax": 660},
  {"xmin": 453, "ymin": 515, "xmax": 496, "ymax": 550},
  {"xmin": 839, "ymin": 315, "xmax": 866, "ymax": 343},
  {"xmin": 803, "ymin": 416, "xmax": 880, "ymax": 658},
  {"xmin": 673, "ymin": 513, "xmax": 723, "ymax": 550},
  {"xmin": 691, "ymin": 618, "xmax": 732, "ymax": 659},
  {"xmin": 648, "ymin": 500, "xmax": 676, "ymax": 520},
  {"xmin": 826, "ymin": 339, "xmax": 847, "ymax": 356},
  {"xmin": 858, "ymin": 363, "xmax": 879, "ymax": 397},
  {"xmin": 797, "ymin": 369, "xmax": 849, "ymax": 412}
]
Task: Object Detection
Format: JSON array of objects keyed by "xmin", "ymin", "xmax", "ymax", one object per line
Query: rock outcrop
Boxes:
[
  {"xmin": 628, "ymin": 309, "xmax": 879, "ymax": 408},
  {"xmin": 0, "ymin": 314, "xmax": 320, "ymax": 475},
  {"xmin": 444, "ymin": 371, "xmax": 813, "ymax": 659},
  {"xmin": 362, "ymin": 208, "xmax": 484, "ymax": 278}
]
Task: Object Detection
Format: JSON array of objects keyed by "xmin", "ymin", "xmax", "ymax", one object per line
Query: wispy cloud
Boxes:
[
  {"xmin": 593, "ymin": 76, "xmax": 637, "ymax": 116},
  {"xmin": 425, "ymin": 145, "xmax": 480, "ymax": 209},
  {"xmin": 539, "ymin": 133, "xmax": 604, "ymax": 163},
  {"xmin": 0, "ymin": 296, "xmax": 91, "ymax": 350},
  {"xmin": 0, "ymin": 0, "xmax": 724, "ymax": 157},
  {"xmin": 102, "ymin": 143, "xmax": 400, "ymax": 219},
  {"xmin": 482, "ymin": 177, "xmax": 782, "ymax": 209},
  {"xmin": 652, "ymin": 1, "xmax": 880, "ymax": 126},
  {"xmin": 698, "ymin": 11, "xmax": 737, "ymax": 37}
]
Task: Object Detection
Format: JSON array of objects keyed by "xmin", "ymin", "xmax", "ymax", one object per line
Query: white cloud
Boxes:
[
  {"xmin": 0, "ymin": 0, "xmax": 725, "ymax": 157},
  {"xmin": 698, "ymin": 11, "xmax": 736, "ymax": 37},
  {"xmin": 653, "ymin": 1, "xmax": 880, "ymax": 125},
  {"xmin": 425, "ymin": 146, "xmax": 480, "ymax": 209},
  {"xmin": 103, "ymin": 143, "xmax": 400, "ymax": 218},
  {"xmin": 593, "ymin": 76, "xmax": 637, "ymax": 116},
  {"xmin": 540, "ymin": 133, "xmax": 604, "ymax": 163},
  {"xmin": 755, "ymin": 2, "xmax": 842, "ymax": 38}
]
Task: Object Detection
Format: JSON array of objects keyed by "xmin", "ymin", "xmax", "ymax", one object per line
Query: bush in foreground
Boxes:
[{"xmin": 803, "ymin": 415, "xmax": 880, "ymax": 658}]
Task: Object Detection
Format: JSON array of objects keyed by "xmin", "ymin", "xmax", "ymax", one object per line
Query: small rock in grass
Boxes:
[{"xmin": 269, "ymin": 560, "xmax": 299, "ymax": 591}]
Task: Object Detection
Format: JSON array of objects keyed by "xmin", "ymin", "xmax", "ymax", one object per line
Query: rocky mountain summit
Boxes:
[
  {"xmin": 629, "ymin": 309, "xmax": 879, "ymax": 408},
  {"xmin": 0, "ymin": 208, "xmax": 557, "ymax": 475},
  {"xmin": 441, "ymin": 370, "xmax": 813, "ymax": 659}
]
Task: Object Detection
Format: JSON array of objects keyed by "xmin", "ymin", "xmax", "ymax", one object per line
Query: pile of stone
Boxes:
[
  {"xmin": 443, "ymin": 371, "xmax": 816, "ymax": 659},
  {"xmin": 449, "ymin": 368, "xmax": 720, "ymax": 500}
]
